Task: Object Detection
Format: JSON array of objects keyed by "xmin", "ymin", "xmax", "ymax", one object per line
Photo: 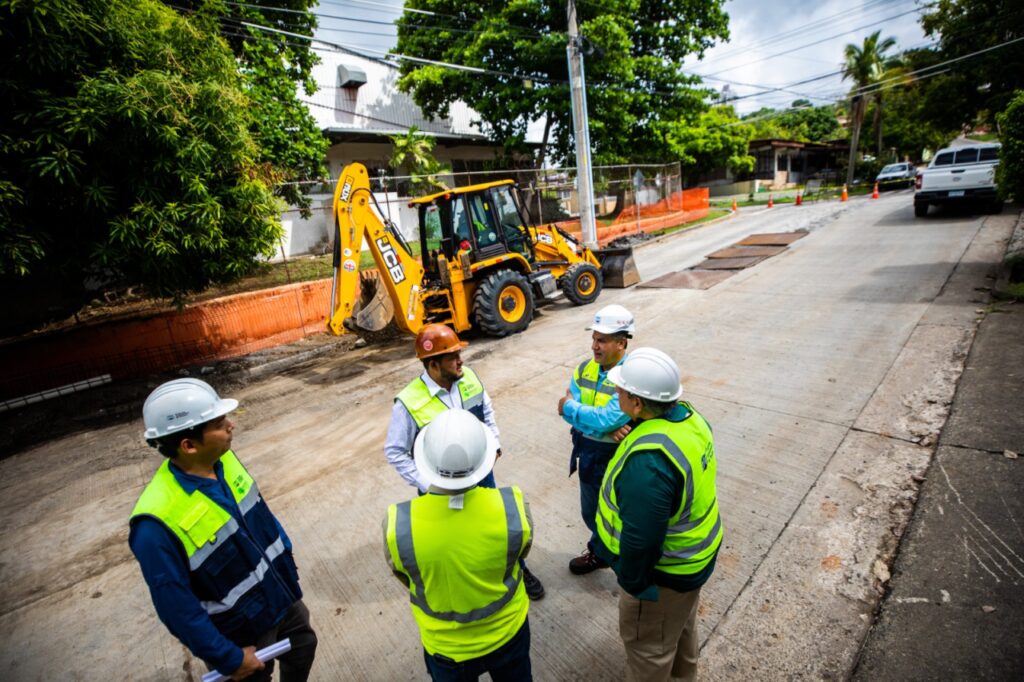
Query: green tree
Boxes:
[
  {"xmin": 861, "ymin": 49, "xmax": 959, "ymax": 161},
  {"xmin": 172, "ymin": 1, "xmax": 328, "ymax": 213},
  {"xmin": 842, "ymin": 30, "xmax": 897, "ymax": 184},
  {"xmin": 742, "ymin": 108, "xmax": 789, "ymax": 140},
  {"xmin": 669, "ymin": 105, "xmax": 753, "ymax": 181},
  {"xmin": 744, "ymin": 101, "xmax": 840, "ymax": 143},
  {"xmin": 388, "ymin": 127, "xmax": 452, "ymax": 194},
  {"xmin": 777, "ymin": 102, "xmax": 840, "ymax": 143},
  {"xmin": 996, "ymin": 90, "xmax": 1024, "ymax": 201},
  {"xmin": 393, "ymin": 0, "xmax": 729, "ymax": 167},
  {"xmin": 920, "ymin": 0, "xmax": 1024, "ymax": 129},
  {"xmin": 0, "ymin": 0, "xmax": 282, "ymax": 324}
]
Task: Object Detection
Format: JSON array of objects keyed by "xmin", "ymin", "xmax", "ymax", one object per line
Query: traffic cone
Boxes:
[
  {"xmin": 731, "ymin": 198, "xmax": 738, "ymax": 212},
  {"xmin": 767, "ymin": 194, "xmax": 774, "ymax": 208},
  {"xmin": 841, "ymin": 185, "xmax": 848, "ymax": 202},
  {"xmin": 795, "ymin": 193, "xmax": 803, "ymax": 206},
  {"xmin": 871, "ymin": 182, "xmax": 880, "ymax": 199}
]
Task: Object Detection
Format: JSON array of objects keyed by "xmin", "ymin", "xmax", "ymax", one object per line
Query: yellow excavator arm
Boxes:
[{"xmin": 326, "ymin": 163, "xmax": 425, "ymax": 335}]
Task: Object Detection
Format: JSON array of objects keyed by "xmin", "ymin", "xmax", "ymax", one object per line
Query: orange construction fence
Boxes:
[
  {"xmin": 0, "ymin": 279, "xmax": 332, "ymax": 402},
  {"xmin": 555, "ymin": 187, "xmax": 709, "ymax": 245}
]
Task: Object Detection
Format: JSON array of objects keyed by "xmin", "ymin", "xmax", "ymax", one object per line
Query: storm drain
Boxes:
[{"xmin": 638, "ymin": 231, "xmax": 807, "ymax": 289}]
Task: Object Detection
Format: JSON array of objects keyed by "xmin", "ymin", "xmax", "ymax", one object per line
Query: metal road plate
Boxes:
[
  {"xmin": 638, "ymin": 270, "xmax": 735, "ymax": 289},
  {"xmin": 707, "ymin": 245, "xmax": 787, "ymax": 259},
  {"xmin": 737, "ymin": 232, "xmax": 807, "ymax": 246},
  {"xmin": 695, "ymin": 256, "xmax": 766, "ymax": 270}
]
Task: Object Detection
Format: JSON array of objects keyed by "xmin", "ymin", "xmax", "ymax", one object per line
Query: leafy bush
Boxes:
[
  {"xmin": 0, "ymin": 0, "xmax": 285, "ymax": 329},
  {"xmin": 996, "ymin": 90, "xmax": 1024, "ymax": 201}
]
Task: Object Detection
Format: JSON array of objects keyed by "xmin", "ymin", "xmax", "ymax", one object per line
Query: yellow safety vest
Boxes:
[
  {"xmin": 396, "ymin": 366, "xmax": 485, "ymax": 428},
  {"xmin": 385, "ymin": 486, "xmax": 531, "ymax": 661},
  {"xmin": 572, "ymin": 359, "xmax": 619, "ymax": 443},
  {"xmin": 596, "ymin": 403, "xmax": 722, "ymax": 576},
  {"xmin": 130, "ymin": 452, "xmax": 299, "ymax": 633}
]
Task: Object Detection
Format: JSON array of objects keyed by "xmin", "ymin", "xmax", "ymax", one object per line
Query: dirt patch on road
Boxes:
[{"xmin": 0, "ymin": 332, "xmax": 359, "ymax": 461}]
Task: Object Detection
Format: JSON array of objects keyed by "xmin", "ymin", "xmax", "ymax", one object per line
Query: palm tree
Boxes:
[
  {"xmin": 388, "ymin": 126, "xmax": 451, "ymax": 194},
  {"xmin": 842, "ymin": 31, "xmax": 897, "ymax": 186}
]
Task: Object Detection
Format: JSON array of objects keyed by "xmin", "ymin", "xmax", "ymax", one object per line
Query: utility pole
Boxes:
[{"xmin": 566, "ymin": 0, "xmax": 597, "ymax": 248}]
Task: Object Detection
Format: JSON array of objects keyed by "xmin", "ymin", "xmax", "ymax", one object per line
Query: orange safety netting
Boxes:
[
  {"xmin": 0, "ymin": 279, "xmax": 332, "ymax": 402},
  {"xmin": 553, "ymin": 187, "xmax": 709, "ymax": 245}
]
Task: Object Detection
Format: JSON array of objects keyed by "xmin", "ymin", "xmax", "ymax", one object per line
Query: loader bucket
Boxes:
[
  {"xmin": 343, "ymin": 271, "xmax": 396, "ymax": 333},
  {"xmin": 597, "ymin": 246, "xmax": 641, "ymax": 288}
]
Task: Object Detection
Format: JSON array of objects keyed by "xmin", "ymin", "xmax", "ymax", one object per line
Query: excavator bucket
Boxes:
[
  {"xmin": 597, "ymin": 246, "xmax": 641, "ymax": 288},
  {"xmin": 343, "ymin": 271, "xmax": 396, "ymax": 334}
]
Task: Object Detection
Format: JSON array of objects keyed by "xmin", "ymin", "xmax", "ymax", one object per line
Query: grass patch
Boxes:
[{"xmin": 1002, "ymin": 282, "xmax": 1024, "ymax": 300}]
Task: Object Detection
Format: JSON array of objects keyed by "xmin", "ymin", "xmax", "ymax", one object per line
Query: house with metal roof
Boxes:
[{"xmin": 304, "ymin": 46, "xmax": 516, "ymax": 188}]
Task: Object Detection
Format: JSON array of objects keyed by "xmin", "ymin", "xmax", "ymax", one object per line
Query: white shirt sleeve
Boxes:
[
  {"xmin": 384, "ymin": 400, "xmax": 429, "ymax": 492},
  {"xmin": 482, "ymin": 389, "xmax": 502, "ymax": 450}
]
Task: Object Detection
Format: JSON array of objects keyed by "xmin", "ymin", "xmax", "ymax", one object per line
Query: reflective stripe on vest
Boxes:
[
  {"xmin": 396, "ymin": 366, "xmax": 485, "ymax": 428},
  {"xmin": 572, "ymin": 360, "xmax": 618, "ymax": 443},
  {"xmin": 201, "ymin": 537, "xmax": 286, "ymax": 614},
  {"xmin": 392, "ymin": 487, "xmax": 524, "ymax": 623},
  {"xmin": 130, "ymin": 452, "xmax": 288, "ymax": 616},
  {"xmin": 596, "ymin": 404, "xmax": 722, "ymax": 574}
]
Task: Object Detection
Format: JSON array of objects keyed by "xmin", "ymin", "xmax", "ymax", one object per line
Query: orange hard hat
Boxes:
[{"xmin": 415, "ymin": 323, "xmax": 468, "ymax": 360}]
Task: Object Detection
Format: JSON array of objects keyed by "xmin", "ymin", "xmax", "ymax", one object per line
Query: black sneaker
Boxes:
[
  {"xmin": 569, "ymin": 549, "xmax": 609, "ymax": 575},
  {"xmin": 522, "ymin": 566, "xmax": 545, "ymax": 600}
]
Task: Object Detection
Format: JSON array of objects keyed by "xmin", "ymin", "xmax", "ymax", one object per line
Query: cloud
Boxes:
[{"xmin": 688, "ymin": 0, "xmax": 928, "ymax": 113}]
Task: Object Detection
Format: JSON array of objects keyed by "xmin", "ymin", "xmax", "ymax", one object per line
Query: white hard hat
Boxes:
[
  {"xmin": 142, "ymin": 378, "xmax": 238, "ymax": 440},
  {"xmin": 607, "ymin": 347, "xmax": 683, "ymax": 402},
  {"xmin": 587, "ymin": 304, "xmax": 635, "ymax": 335},
  {"xmin": 413, "ymin": 409, "xmax": 498, "ymax": 492}
]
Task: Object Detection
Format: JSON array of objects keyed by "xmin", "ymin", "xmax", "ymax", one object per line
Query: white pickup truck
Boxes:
[{"xmin": 914, "ymin": 143, "xmax": 1001, "ymax": 217}]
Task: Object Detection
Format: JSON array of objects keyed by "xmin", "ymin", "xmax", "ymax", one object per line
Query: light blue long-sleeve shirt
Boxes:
[{"xmin": 561, "ymin": 358, "xmax": 630, "ymax": 439}]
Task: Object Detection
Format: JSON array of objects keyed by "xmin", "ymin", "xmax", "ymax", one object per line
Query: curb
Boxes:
[{"xmin": 992, "ymin": 208, "xmax": 1024, "ymax": 300}]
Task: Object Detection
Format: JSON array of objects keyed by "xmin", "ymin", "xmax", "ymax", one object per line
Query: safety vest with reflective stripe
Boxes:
[
  {"xmin": 596, "ymin": 403, "xmax": 722, "ymax": 576},
  {"xmin": 385, "ymin": 486, "xmax": 531, "ymax": 662},
  {"xmin": 571, "ymin": 359, "xmax": 620, "ymax": 443},
  {"xmin": 396, "ymin": 366, "xmax": 485, "ymax": 428},
  {"xmin": 130, "ymin": 452, "xmax": 300, "ymax": 643}
]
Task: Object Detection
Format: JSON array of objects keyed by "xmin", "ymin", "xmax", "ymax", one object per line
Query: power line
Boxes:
[
  {"xmin": 694, "ymin": 0, "xmax": 898, "ymax": 67},
  {"xmin": 696, "ymin": 6, "xmax": 925, "ymax": 78}
]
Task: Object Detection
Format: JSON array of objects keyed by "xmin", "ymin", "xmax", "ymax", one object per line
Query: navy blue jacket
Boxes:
[{"xmin": 129, "ymin": 458, "xmax": 301, "ymax": 675}]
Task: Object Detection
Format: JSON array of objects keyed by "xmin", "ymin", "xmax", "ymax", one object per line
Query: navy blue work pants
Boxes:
[{"xmin": 423, "ymin": 618, "xmax": 532, "ymax": 682}]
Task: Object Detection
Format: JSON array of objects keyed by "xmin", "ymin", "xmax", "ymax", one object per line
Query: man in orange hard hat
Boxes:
[{"xmin": 384, "ymin": 323, "xmax": 545, "ymax": 600}]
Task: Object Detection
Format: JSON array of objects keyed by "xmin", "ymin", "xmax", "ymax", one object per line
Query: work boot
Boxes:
[
  {"xmin": 569, "ymin": 548, "xmax": 609, "ymax": 575},
  {"xmin": 522, "ymin": 566, "xmax": 545, "ymax": 600}
]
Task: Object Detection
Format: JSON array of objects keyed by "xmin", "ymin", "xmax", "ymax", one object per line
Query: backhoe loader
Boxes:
[{"xmin": 326, "ymin": 163, "xmax": 637, "ymax": 338}]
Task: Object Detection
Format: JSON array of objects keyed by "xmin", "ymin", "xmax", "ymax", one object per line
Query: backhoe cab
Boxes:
[{"xmin": 326, "ymin": 163, "xmax": 621, "ymax": 339}]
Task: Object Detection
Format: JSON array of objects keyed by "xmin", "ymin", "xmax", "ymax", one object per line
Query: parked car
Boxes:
[
  {"xmin": 875, "ymin": 162, "xmax": 917, "ymax": 189},
  {"xmin": 914, "ymin": 143, "xmax": 1001, "ymax": 217}
]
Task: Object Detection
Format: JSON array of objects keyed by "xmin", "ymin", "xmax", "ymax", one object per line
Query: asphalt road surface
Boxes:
[{"xmin": 0, "ymin": 191, "xmax": 1015, "ymax": 680}]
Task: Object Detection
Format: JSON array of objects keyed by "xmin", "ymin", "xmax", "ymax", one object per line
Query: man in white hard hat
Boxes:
[
  {"xmin": 384, "ymin": 409, "xmax": 535, "ymax": 681},
  {"xmin": 386, "ymin": 323, "xmax": 545, "ymax": 600},
  {"xmin": 129, "ymin": 379, "xmax": 317, "ymax": 681},
  {"xmin": 557, "ymin": 304, "xmax": 634, "ymax": 575},
  {"xmin": 594, "ymin": 348, "xmax": 722, "ymax": 682}
]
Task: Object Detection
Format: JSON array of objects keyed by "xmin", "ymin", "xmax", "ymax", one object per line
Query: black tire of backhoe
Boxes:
[
  {"xmin": 560, "ymin": 262, "xmax": 603, "ymax": 306},
  {"xmin": 473, "ymin": 269, "xmax": 535, "ymax": 337}
]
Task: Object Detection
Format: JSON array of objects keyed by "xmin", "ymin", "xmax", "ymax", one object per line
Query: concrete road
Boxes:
[{"xmin": 0, "ymin": 192, "xmax": 1015, "ymax": 680}]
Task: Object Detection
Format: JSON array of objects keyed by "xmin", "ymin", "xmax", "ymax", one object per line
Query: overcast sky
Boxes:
[{"xmin": 312, "ymin": 0, "xmax": 929, "ymax": 115}]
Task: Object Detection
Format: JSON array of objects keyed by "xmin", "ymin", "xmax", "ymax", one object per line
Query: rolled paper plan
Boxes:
[{"xmin": 201, "ymin": 639, "xmax": 292, "ymax": 682}]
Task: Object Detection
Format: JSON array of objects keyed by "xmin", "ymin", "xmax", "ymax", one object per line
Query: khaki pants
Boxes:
[{"xmin": 618, "ymin": 586, "xmax": 700, "ymax": 682}]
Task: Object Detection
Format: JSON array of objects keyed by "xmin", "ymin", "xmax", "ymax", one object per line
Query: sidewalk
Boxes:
[{"xmin": 852, "ymin": 298, "xmax": 1024, "ymax": 677}]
